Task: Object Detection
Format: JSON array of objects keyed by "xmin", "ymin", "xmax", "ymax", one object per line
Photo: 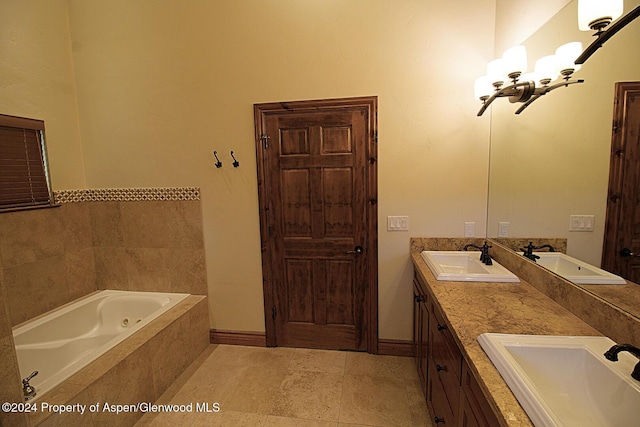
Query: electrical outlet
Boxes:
[
  {"xmin": 498, "ymin": 222, "xmax": 509, "ymax": 237},
  {"xmin": 464, "ymin": 222, "xmax": 475, "ymax": 237}
]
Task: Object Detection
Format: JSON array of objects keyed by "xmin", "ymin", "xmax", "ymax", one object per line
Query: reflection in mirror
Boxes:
[{"xmin": 487, "ymin": 0, "xmax": 640, "ymax": 318}]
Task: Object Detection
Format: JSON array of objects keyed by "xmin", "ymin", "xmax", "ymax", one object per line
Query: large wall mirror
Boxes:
[{"xmin": 487, "ymin": 0, "xmax": 640, "ymax": 317}]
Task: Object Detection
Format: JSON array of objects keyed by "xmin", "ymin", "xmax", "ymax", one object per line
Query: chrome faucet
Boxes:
[
  {"xmin": 22, "ymin": 371, "xmax": 38, "ymax": 401},
  {"xmin": 604, "ymin": 344, "xmax": 640, "ymax": 381},
  {"xmin": 463, "ymin": 241, "xmax": 492, "ymax": 265},
  {"xmin": 520, "ymin": 241, "xmax": 556, "ymax": 261}
]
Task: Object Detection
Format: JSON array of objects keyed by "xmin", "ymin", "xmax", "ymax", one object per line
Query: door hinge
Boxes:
[
  {"xmin": 613, "ymin": 120, "xmax": 620, "ymax": 133},
  {"xmin": 261, "ymin": 134, "xmax": 270, "ymax": 149},
  {"xmin": 373, "ymin": 131, "xmax": 378, "ymax": 143},
  {"xmin": 272, "ymin": 306, "xmax": 277, "ymax": 319}
]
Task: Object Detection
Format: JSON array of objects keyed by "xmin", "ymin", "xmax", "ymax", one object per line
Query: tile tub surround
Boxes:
[
  {"xmin": 29, "ymin": 295, "xmax": 209, "ymax": 427},
  {"xmin": 90, "ymin": 199, "xmax": 207, "ymax": 295},
  {"xmin": 0, "ymin": 187, "xmax": 208, "ymax": 427},
  {"xmin": 0, "ymin": 203, "xmax": 96, "ymax": 326},
  {"xmin": 0, "ymin": 267, "xmax": 28, "ymax": 427},
  {"xmin": 0, "ymin": 187, "xmax": 207, "ymax": 328},
  {"xmin": 411, "ymin": 242, "xmax": 603, "ymax": 427}
]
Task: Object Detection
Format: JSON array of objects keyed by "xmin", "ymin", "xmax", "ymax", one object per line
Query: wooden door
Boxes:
[
  {"xmin": 254, "ymin": 97, "xmax": 378, "ymax": 351},
  {"xmin": 602, "ymin": 82, "xmax": 640, "ymax": 283}
]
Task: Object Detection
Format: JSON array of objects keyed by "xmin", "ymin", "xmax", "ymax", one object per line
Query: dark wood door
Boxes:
[
  {"xmin": 603, "ymin": 82, "xmax": 640, "ymax": 283},
  {"xmin": 255, "ymin": 97, "xmax": 377, "ymax": 351}
]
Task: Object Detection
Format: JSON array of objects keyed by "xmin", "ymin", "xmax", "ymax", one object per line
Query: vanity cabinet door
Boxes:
[
  {"xmin": 430, "ymin": 302, "xmax": 462, "ymax": 380},
  {"xmin": 459, "ymin": 392, "xmax": 482, "ymax": 427},
  {"xmin": 427, "ymin": 360, "xmax": 455, "ymax": 426},
  {"xmin": 428, "ymin": 302, "xmax": 462, "ymax": 426},
  {"xmin": 413, "ymin": 278, "xmax": 421, "ymax": 368},
  {"xmin": 413, "ymin": 266, "xmax": 500, "ymax": 427},
  {"xmin": 419, "ymin": 296, "xmax": 428, "ymax": 393},
  {"xmin": 459, "ymin": 360, "xmax": 500, "ymax": 427},
  {"xmin": 413, "ymin": 274, "xmax": 429, "ymax": 396}
]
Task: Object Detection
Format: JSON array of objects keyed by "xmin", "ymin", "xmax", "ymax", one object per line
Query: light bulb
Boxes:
[
  {"xmin": 555, "ymin": 42, "xmax": 583, "ymax": 75},
  {"xmin": 487, "ymin": 58, "xmax": 506, "ymax": 86},
  {"xmin": 502, "ymin": 45, "xmax": 528, "ymax": 79},
  {"xmin": 534, "ymin": 55, "xmax": 559, "ymax": 83},
  {"xmin": 578, "ymin": 0, "xmax": 623, "ymax": 31},
  {"xmin": 474, "ymin": 76, "xmax": 493, "ymax": 100}
]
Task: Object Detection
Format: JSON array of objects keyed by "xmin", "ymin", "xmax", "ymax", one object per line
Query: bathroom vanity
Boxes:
[
  {"xmin": 411, "ymin": 238, "xmax": 608, "ymax": 427},
  {"xmin": 413, "ymin": 271, "xmax": 500, "ymax": 426}
]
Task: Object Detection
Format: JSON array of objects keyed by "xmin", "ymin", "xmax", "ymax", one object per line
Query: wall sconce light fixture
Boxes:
[
  {"xmin": 475, "ymin": 43, "xmax": 584, "ymax": 116},
  {"xmin": 575, "ymin": 0, "xmax": 640, "ymax": 64},
  {"xmin": 476, "ymin": 1, "xmax": 640, "ymax": 116}
]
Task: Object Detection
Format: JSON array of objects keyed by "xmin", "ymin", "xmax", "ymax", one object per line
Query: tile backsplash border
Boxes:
[{"xmin": 54, "ymin": 187, "xmax": 200, "ymax": 204}]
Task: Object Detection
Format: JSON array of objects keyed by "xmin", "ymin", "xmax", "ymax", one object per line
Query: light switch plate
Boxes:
[
  {"xmin": 387, "ymin": 216, "xmax": 409, "ymax": 231},
  {"xmin": 569, "ymin": 215, "xmax": 595, "ymax": 232}
]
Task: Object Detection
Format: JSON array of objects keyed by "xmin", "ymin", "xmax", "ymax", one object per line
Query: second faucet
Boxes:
[{"xmin": 463, "ymin": 241, "xmax": 493, "ymax": 265}]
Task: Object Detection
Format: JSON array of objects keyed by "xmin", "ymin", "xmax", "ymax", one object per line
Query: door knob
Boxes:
[
  {"xmin": 620, "ymin": 248, "xmax": 640, "ymax": 258},
  {"xmin": 346, "ymin": 245, "xmax": 364, "ymax": 255}
]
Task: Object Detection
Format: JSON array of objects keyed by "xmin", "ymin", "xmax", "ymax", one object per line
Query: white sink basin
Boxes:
[
  {"xmin": 478, "ymin": 333, "xmax": 640, "ymax": 426},
  {"xmin": 421, "ymin": 251, "xmax": 519, "ymax": 282},
  {"xmin": 533, "ymin": 253, "xmax": 626, "ymax": 285}
]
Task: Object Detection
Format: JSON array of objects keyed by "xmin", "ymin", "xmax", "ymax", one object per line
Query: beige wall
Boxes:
[
  {"xmin": 494, "ymin": 0, "xmax": 572, "ymax": 54},
  {"xmin": 2, "ymin": 0, "xmax": 496, "ymax": 341},
  {"xmin": 0, "ymin": 0, "xmax": 86, "ymax": 189}
]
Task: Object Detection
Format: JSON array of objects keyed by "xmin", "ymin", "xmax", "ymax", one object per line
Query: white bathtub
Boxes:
[{"xmin": 12, "ymin": 290, "xmax": 189, "ymax": 401}]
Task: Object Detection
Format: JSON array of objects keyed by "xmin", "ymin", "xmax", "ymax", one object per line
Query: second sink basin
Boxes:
[
  {"xmin": 533, "ymin": 253, "xmax": 626, "ymax": 285},
  {"xmin": 421, "ymin": 251, "xmax": 519, "ymax": 282},
  {"xmin": 478, "ymin": 333, "xmax": 640, "ymax": 426}
]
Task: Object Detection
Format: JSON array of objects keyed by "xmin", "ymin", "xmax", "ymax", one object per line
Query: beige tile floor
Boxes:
[{"xmin": 136, "ymin": 344, "xmax": 432, "ymax": 427}]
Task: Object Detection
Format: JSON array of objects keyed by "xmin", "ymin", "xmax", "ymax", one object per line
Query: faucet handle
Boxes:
[
  {"xmin": 22, "ymin": 371, "xmax": 38, "ymax": 401},
  {"xmin": 22, "ymin": 371, "xmax": 38, "ymax": 384}
]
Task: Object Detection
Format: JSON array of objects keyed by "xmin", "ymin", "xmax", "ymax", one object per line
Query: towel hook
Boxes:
[
  {"xmin": 213, "ymin": 151, "xmax": 222, "ymax": 168},
  {"xmin": 230, "ymin": 151, "xmax": 240, "ymax": 168}
]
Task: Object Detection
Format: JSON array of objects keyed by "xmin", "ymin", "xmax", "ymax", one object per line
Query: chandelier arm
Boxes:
[
  {"xmin": 514, "ymin": 79, "xmax": 585, "ymax": 115},
  {"xmin": 544, "ymin": 79, "xmax": 585, "ymax": 92},
  {"xmin": 514, "ymin": 94, "xmax": 544, "ymax": 115},
  {"xmin": 575, "ymin": 5, "xmax": 640, "ymax": 65},
  {"xmin": 477, "ymin": 82, "xmax": 534, "ymax": 116}
]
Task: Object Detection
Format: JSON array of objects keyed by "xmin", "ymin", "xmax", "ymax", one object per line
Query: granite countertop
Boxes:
[{"xmin": 411, "ymin": 249, "xmax": 602, "ymax": 427}]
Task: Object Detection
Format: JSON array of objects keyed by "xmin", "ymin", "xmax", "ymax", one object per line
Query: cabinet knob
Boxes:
[
  {"xmin": 437, "ymin": 324, "xmax": 447, "ymax": 331},
  {"xmin": 434, "ymin": 416, "xmax": 445, "ymax": 424},
  {"xmin": 436, "ymin": 364, "xmax": 447, "ymax": 372}
]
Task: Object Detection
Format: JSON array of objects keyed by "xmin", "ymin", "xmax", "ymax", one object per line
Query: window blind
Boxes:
[{"xmin": 0, "ymin": 115, "xmax": 53, "ymax": 210}]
